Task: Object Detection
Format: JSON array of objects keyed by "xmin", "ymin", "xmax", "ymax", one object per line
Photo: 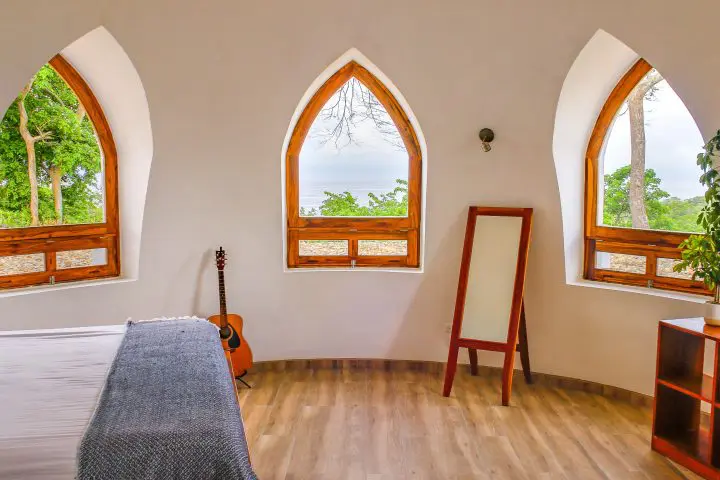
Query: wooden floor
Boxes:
[{"xmin": 237, "ymin": 368, "xmax": 700, "ymax": 479}]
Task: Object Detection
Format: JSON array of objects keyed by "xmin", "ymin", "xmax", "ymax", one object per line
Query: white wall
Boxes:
[
  {"xmin": 62, "ymin": 27, "xmax": 153, "ymax": 281},
  {"xmin": 1, "ymin": 0, "xmax": 719, "ymax": 396},
  {"xmin": 553, "ymin": 30, "xmax": 639, "ymax": 283}
]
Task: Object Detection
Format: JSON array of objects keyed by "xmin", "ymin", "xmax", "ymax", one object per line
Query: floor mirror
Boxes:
[{"xmin": 442, "ymin": 206, "xmax": 534, "ymax": 405}]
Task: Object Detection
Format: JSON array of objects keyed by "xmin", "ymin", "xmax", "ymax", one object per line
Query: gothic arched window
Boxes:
[
  {"xmin": 584, "ymin": 59, "xmax": 705, "ymax": 293},
  {"xmin": 286, "ymin": 61, "xmax": 421, "ymax": 268},
  {"xmin": 0, "ymin": 55, "xmax": 119, "ymax": 289}
]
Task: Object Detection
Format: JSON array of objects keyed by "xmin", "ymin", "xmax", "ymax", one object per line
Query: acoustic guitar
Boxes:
[{"xmin": 209, "ymin": 247, "xmax": 253, "ymax": 382}]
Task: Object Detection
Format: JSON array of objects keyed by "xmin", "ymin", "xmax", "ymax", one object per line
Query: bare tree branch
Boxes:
[
  {"xmin": 313, "ymin": 78, "xmax": 403, "ymax": 150},
  {"xmin": 616, "ymin": 69, "xmax": 664, "ymax": 118},
  {"xmin": 42, "ymin": 86, "xmax": 66, "ymax": 108},
  {"xmin": 76, "ymin": 101, "xmax": 86, "ymax": 122}
]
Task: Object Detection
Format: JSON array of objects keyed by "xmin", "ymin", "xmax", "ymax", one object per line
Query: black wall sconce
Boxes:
[{"xmin": 478, "ymin": 128, "xmax": 495, "ymax": 152}]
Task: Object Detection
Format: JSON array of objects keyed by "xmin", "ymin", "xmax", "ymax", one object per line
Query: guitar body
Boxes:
[
  {"xmin": 208, "ymin": 313, "xmax": 253, "ymax": 376},
  {"xmin": 212, "ymin": 247, "xmax": 253, "ymax": 381}
]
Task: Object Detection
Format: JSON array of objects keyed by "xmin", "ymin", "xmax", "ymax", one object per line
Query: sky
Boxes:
[
  {"xmin": 299, "ymin": 72, "xmax": 705, "ymax": 213},
  {"xmin": 299, "ymin": 80, "xmax": 408, "ymax": 211},
  {"xmin": 602, "ymin": 77, "xmax": 705, "ymax": 199}
]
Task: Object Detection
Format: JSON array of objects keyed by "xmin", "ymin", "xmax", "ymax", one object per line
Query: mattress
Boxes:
[{"xmin": 0, "ymin": 325, "xmax": 126, "ymax": 479}]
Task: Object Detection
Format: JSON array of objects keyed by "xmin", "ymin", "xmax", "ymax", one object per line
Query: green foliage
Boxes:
[
  {"xmin": 675, "ymin": 130, "xmax": 720, "ymax": 299},
  {"xmin": 301, "ymin": 179, "xmax": 408, "ymax": 217},
  {"xmin": 659, "ymin": 196, "xmax": 705, "ymax": 233},
  {"xmin": 603, "ymin": 166, "xmax": 669, "ymax": 228},
  {"xmin": 603, "ymin": 165, "xmax": 703, "ymax": 233},
  {"xmin": 0, "ymin": 64, "xmax": 102, "ymax": 228},
  {"xmin": 676, "ymin": 235, "xmax": 720, "ymax": 294}
]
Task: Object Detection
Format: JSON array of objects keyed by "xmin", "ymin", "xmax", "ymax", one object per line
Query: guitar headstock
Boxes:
[{"xmin": 215, "ymin": 247, "xmax": 226, "ymax": 271}]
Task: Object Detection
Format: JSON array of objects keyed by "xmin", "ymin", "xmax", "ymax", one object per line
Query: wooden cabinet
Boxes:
[{"xmin": 653, "ymin": 318, "xmax": 720, "ymax": 479}]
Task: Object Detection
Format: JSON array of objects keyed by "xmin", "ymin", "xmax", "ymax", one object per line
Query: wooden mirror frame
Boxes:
[{"xmin": 442, "ymin": 206, "xmax": 533, "ymax": 406}]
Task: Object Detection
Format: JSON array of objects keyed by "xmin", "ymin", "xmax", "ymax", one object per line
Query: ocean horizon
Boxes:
[{"xmin": 300, "ymin": 178, "xmax": 403, "ymax": 210}]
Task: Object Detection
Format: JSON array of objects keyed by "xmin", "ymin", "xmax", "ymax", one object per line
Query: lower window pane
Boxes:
[
  {"xmin": 358, "ymin": 240, "xmax": 408, "ymax": 256},
  {"xmin": 299, "ymin": 240, "xmax": 348, "ymax": 256},
  {"xmin": 657, "ymin": 258, "xmax": 694, "ymax": 280},
  {"xmin": 596, "ymin": 252, "xmax": 646, "ymax": 274},
  {"xmin": 0, "ymin": 253, "xmax": 45, "ymax": 276},
  {"xmin": 57, "ymin": 248, "xmax": 108, "ymax": 270}
]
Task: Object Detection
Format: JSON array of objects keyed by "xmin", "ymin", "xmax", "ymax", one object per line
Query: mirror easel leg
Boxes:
[
  {"xmin": 468, "ymin": 348, "xmax": 479, "ymax": 376},
  {"xmin": 443, "ymin": 342, "xmax": 460, "ymax": 397},
  {"xmin": 501, "ymin": 347, "xmax": 516, "ymax": 406},
  {"xmin": 518, "ymin": 301, "xmax": 533, "ymax": 384}
]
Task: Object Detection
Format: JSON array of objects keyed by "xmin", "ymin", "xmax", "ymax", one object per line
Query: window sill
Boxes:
[
  {"xmin": 284, "ymin": 266, "xmax": 423, "ymax": 274},
  {"xmin": 0, "ymin": 276, "xmax": 135, "ymax": 299},
  {"xmin": 570, "ymin": 278, "xmax": 709, "ymax": 304}
]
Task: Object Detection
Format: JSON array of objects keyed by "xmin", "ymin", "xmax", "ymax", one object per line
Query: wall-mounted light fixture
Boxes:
[{"xmin": 478, "ymin": 128, "xmax": 495, "ymax": 152}]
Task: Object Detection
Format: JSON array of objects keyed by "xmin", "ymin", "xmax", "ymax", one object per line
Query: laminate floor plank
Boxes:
[{"xmin": 239, "ymin": 368, "xmax": 701, "ymax": 480}]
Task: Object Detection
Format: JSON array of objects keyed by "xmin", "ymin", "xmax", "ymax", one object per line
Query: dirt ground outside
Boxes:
[
  {"xmin": 0, "ymin": 250, "xmax": 96, "ymax": 276},
  {"xmin": 298, "ymin": 240, "xmax": 407, "ymax": 256},
  {"xmin": 606, "ymin": 253, "xmax": 694, "ymax": 280}
]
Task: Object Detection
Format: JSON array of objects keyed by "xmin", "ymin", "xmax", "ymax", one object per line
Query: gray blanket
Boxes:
[{"xmin": 77, "ymin": 319, "xmax": 257, "ymax": 480}]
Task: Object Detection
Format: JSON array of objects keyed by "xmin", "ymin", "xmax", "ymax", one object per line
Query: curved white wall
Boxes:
[
  {"xmin": 62, "ymin": 26, "xmax": 153, "ymax": 280},
  {"xmin": 1, "ymin": 0, "xmax": 720, "ymax": 396},
  {"xmin": 553, "ymin": 30, "xmax": 639, "ymax": 284}
]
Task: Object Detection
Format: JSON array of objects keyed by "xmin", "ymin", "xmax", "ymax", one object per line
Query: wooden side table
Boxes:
[{"xmin": 653, "ymin": 318, "xmax": 720, "ymax": 479}]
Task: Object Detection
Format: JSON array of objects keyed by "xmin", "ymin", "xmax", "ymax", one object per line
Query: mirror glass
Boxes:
[{"xmin": 460, "ymin": 215, "xmax": 522, "ymax": 343}]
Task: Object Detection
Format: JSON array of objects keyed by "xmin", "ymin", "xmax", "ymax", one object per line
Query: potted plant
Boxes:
[{"xmin": 675, "ymin": 130, "xmax": 720, "ymax": 324}]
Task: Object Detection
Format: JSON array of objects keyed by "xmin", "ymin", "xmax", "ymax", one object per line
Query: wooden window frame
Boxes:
[
  {"xmin": 584, "ymin": 59, "xmax": 707, "ymax": 295},
  {"xmin": 286, "ymin": 61, "xmax": 421, "ymax": 268},
  {"xmin": 0, "ymin": 55, "xmax": 120, "ymax": 289}
]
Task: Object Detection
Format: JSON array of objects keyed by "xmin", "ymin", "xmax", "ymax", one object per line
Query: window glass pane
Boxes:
[
  {"xmin": 299, "ymin": 77, "xmax": 408, "ymax": 217},
  {"xmin": 657, "ymin": 258, "xmax": 694, "ymax": 280},
  {"xmin": 299, "ymin": 240, "xmax": 348, "ymax": 256},
  {"xmin": 599, "ymin": 69, "xmax": 703, "ymax": 233},
  {"xmin": 358, "ymin": 240, "xmax": 407, "ymax": 256},
  {"xmin": 57, "ymin": 248, "xmax": 107, "ymax": 269},
  {"xmin": 0, "ymin": 63, "xmax": 104, "ymax": 229},
  {"xmin": 0, "ymin": 253, "xmax": 44, "ymax": 276},
  {"xmin": 596, "ymin": 252, "xmax": 646, "ymax": 274}
]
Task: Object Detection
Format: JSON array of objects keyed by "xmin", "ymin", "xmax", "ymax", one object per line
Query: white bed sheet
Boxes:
[{"xmin": 0, "ymin": 325, "xmax": 125, "ymax": 479}]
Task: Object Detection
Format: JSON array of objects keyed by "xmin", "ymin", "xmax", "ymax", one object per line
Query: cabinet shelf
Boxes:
[
  {"xmin": 654, "ymin": 424, "xmax": 710, "ymax": 464},
  {"xmin": 657, "ymin": 374, "xmax": 714, "ymax": 403},
  {"xmin": 654, "ymin": 318, "xmax": 720, "ymax": 479}
]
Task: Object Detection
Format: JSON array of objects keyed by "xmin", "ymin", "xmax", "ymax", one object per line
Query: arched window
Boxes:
[
  {"xmin": 0, "ymin": 55, "xmax": 119, "ymax": 289},
  {"xmin": 286, "ymin": 61, "xmax": 421, "ymax": 268},
  {"xmin": 584, "ymin": 59, "xmax": 705, "ymax": 293}
]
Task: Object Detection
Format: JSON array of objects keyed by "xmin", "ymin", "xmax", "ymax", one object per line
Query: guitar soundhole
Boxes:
[{"xmin": 227, "ymin": 327, "xmax": 241, "ymax": 349}]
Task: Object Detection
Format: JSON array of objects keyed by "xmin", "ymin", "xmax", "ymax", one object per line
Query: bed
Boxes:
[{"xmin": 0, "ymin": 319, "xmax": 256, "ymax": 479}]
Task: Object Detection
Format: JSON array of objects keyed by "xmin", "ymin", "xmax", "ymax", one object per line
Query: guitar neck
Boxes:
[{"xmin": 218, "ymin": 270, "xmax": 228, "ymax": 325}]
